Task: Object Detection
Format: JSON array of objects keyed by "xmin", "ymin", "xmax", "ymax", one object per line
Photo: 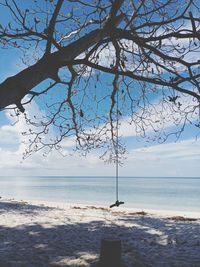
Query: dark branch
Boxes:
[{"xmin": 45, "ymin": 0, "xmax": 64, "ymax": 55}]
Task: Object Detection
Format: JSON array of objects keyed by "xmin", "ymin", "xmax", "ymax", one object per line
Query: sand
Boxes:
[{"xmin": 0, "ymin": 198, "xmax": 200, "ymax": 267}]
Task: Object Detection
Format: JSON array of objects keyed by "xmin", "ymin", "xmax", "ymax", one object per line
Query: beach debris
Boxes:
[
  {"xmin": 168, "ymin": 216, "xmax": 197, "ymax": 222},
  {"xmin": 127, "ymin": 211, "xmax": 148, "ymax": 216}
]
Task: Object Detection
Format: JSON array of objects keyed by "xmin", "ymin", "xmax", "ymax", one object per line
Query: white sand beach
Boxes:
[{"xmin": 0, "ymin": 198, "xmax": 200, "ymax": 267}]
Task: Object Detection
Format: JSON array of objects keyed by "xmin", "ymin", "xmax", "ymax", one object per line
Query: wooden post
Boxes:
[{"xmin": 99, "ymin": 239, "xmax": 122, "ymax": 267}]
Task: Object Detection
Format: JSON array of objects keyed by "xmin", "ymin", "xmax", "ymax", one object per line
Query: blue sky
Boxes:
[
  {"xmin": 0, "ymin": 0, "xmax": 200, "ymax": 177},
  {"xmin": 0, "ymin": 83, "xmax": 199, "ymax": 177}
]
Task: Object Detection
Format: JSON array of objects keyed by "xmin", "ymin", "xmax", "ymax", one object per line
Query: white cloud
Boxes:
[
  {"xmin": 0, "ymin": 125, "xmax": 20, "ymax": 146},
  {"xmin": 123, "ymin": 138, "xmax": 200, "ymax": 177},
  {"xmin": 130, "ymin": 139, "xmax": 200, "ymax": 161},
  {"xmin": 0, "ymin": 100, "xmax": 113, "ymax": 176},
  {"xmin": 0, "ymin": 97, "xmax": 199, "ymax": 177},
  {"xmin": 117, "ymin": 93, "xmax": 198, "ymax": 139}
]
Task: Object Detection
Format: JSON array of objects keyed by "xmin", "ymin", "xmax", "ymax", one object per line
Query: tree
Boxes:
[{"xmin": 0, "ymin": 0, "xmax": 199, "ymax": 160}]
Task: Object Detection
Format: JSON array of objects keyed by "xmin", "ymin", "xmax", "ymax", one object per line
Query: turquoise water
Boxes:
[{"xmin": 0, "ymin": 176, "xmax": 200, "ymax": 212}]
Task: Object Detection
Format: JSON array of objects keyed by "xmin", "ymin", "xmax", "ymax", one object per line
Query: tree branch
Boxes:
[
  {"xmin": 0, "ymin": 2, "xmax": 125, "ymax": 111},
  {"xmin": 73, "ymin": 59, "xmax": 200, "ymax": 101},
  {"xmin": 45, "ymin": 0, "xmax": 64, "ymax": 55}
]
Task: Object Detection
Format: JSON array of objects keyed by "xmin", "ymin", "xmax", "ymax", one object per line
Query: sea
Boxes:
[{"xmin": 0, "ymin": 176, "xmax": 200, "ymax": 212}]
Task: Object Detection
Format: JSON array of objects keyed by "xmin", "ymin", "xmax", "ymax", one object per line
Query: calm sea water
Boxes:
[{"xmin": 0, "ymin": 176, "xmax": 200, "ymax": 212}]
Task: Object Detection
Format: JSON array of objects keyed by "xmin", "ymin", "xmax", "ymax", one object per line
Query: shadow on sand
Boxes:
[{"xmin": 0, "ymin": 202, "xmax": 199, "ymax": 267}]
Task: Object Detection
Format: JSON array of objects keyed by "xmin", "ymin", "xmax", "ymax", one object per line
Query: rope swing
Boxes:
[{"xmin": 110, "ymin": 87, "xmax": 124, "ymax": 208}]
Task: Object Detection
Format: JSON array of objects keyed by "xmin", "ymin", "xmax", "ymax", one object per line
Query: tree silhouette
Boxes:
[{"xmin": 0, "ymin": 0, "xmax": 199, "ymax": 159}]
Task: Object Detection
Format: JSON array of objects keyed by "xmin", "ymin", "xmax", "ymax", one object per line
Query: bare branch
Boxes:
[
  {"xmin": 0, "ymin": 0, "xmax": 199, "ymax": 159},
  {"xmin": 45, "ymin": 0, "xmax": 64, "ymax": 54}
]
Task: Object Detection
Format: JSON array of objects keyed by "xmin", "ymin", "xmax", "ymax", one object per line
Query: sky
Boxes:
[
  {"xmin": 0, "ymin": 97, "xmax": 200, "ymax": 177},
  {"xmin": 0, "ymin": 0, "xmax": 200, "ymax": 177}
]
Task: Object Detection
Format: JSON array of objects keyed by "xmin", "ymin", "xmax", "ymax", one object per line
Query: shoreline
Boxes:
[{"xmin": 2, "ymin": 196, "xmax": 200, "ymax": 219}]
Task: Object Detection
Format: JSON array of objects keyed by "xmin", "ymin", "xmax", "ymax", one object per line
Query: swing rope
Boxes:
[{"xmin": 110, "ymin": 87, "xmax": 124, "ymax": 208}]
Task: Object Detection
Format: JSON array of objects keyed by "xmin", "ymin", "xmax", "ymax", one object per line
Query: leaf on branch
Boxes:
[
  {"xmin": 67, "ymin": 12, "xmax": 73, "ymax": 17},
  {"xmin": 80, "ymin": 109, "xmax": 84, "ymax": 117},
  {"xmin": 168, "ymin": 96, "xmax": 179, "ymax": 104},
  {"xmin": 118, "ymin": 110, "xmax": 122, "ymax": 116},
  {"xmin": 34, "ymin": 18, "xmax": 40, "ymax": 24}
]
